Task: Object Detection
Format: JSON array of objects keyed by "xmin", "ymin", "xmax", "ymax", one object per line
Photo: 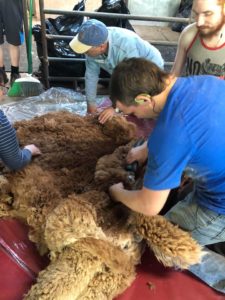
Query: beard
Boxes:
[{"xmin": 198, "ymin": 15, "xmax": 225, "ymax": 38}]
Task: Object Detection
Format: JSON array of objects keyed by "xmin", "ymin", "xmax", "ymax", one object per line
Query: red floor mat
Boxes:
[
  {"xmin": 116, "ymin": 249, "xmax": 224, "ymax": 300},
  {"xmin": 0, "ymin": 218, "xmax": 224, "ymax": 300},
  {"xmin": 0, "ymin": 219, "xmax": 48, "ymax": 300}
]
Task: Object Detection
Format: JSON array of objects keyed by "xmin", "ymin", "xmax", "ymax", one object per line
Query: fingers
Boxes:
[
  {"xmin": 109, "ymin": 182, "xmax": 124, "ymax": 201},
  {"xmin": 24, "ymin": 144, "xmax": 42, "ymax": 156},
  {"xmin": 98, "ymin": 107, "xmax": 115, "ymax": 124},
  {"xmin": 126, "ymin": 148, "xmax": 138, "ymax": 164}
]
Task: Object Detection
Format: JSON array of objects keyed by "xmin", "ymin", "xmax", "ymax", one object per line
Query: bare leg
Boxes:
[
  {"xmin": 0, "ymin": 45, "xmax": 4, "ymax": 67},
  {"xmin": 9, "ymin": 44, "xmax": 20, "ymax": 85},
  {"xmin": 8, "ymin": 44, "xmax": 20, "ymax": 67},
  {"xmin": 0, "ymin": 44, "xmax": 8, "ymax": 90}
]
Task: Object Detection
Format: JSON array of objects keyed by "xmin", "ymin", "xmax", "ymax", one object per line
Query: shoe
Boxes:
[
  {"xmin": 0, "ymin": 69, "xmax": 9, "ymax": 86},
  {"xmin": 10, "ymin": 72, "xmax": 21, "ymax": 86}
]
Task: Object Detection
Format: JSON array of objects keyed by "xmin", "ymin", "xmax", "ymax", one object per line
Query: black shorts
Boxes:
[{"xmin": 0, "ymin": 0, "xmax": 23, "ymax": 46}]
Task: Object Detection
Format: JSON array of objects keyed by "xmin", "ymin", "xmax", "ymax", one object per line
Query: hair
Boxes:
[{"xmin": 110, "ymin": 58, "xmax": 170, "ymax": 106}]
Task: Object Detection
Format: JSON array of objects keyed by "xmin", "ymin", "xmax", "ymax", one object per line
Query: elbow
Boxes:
[
  {"xmin": 6, "ymin": 160, "xmax": 28, "ymax": 171},
  {"xmin": 141, "ymin": 201, "xmax": 160, "ymax": 217},
  {"xmin": 8, "ymin": 164, "xmax": 24, "ymax": 172}
]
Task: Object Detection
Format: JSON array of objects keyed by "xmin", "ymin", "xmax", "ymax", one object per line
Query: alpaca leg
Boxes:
[{"xmin": 133, "ymin": 214, "xmax": 203, "ymax": 269}]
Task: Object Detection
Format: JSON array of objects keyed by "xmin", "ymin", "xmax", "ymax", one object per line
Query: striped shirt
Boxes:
[{"xmin": 0, "ymin": 109, "xmax": 31, "ymax": 170}]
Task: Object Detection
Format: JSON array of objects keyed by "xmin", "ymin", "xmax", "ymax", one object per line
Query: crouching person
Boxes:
[
  {"xmin": 0, "ymin": 110, "xmax": 41, "ymax": 170},
  {"xmin": 109, "ymin": 57, "xmax": 225, "ymax": 294}
]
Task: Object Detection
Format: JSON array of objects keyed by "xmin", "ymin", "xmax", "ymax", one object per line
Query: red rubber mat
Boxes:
[
  {"xmin": 0, "ymin": 219, "xmax": 224, "ymax": 300},
  {"xmin": 0, "ymin": 219, "xmax": 48, "ymax": 300},
  {"xmin": 116, "ymin": 249, "xmax": 225, "ymax": 300}
]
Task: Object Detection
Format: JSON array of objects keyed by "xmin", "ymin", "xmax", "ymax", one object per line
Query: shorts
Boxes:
[{"xmin": 0, "ymin": 0, "xmax": 23, "ymax": 46}]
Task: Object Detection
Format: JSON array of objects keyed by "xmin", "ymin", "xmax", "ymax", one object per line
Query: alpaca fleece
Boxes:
[{"xmin": 0, "ymin": 111, "xmax": 203, "ymax": 300}]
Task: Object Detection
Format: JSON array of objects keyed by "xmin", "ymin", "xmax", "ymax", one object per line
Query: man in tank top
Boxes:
[
  {"xmin": 172, "ymin": 0, "xmax": 225, "ymax": 257},
  {"xmin": 172, "ymin": 0, "xmax": 225, "ymax": 78}
]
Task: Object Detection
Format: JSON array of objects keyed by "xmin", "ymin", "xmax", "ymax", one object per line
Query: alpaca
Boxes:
[{"xmin": 0, "ymin": 111, "xmax": 203, "ymax": 300}]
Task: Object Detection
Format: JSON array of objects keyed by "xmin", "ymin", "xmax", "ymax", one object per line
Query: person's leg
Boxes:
[
  {"xmin": 0, "ymin": 2, "xmax": 8, "ymax": 85},
  {"xmin": 0, "ymin": 44, "xmax": 3, "ymax": 68},
  {"xmin": 9, "ymin": 44, "xmax": 20, "ymax": 68},
  {"xmin": 0, "ymin": 45, "xmax": 8, "ymax": 88},
  {"xmin": 3, "ymin": 0, "xmax": 23, "ymax": 85},
  {"xmin": 165, "ymin": 192, "xmax": 225, "ymax": 294},
  {"xmin": 9, "ymin": 44, "xmax": 20, "ymax": 84},
  {"xmin": 190, "ymin": 248, "xmax": 225, "ymax": 293}
]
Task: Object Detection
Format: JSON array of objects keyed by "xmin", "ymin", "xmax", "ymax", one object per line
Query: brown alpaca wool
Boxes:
[{"xmin": 0, "ymin": 111, "xmax": 203, "ymax": 300}]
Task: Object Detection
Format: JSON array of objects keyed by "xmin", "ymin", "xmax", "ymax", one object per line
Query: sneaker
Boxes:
[
  {"xmin": 10, "ymin": 72, "xmax": 21, "ymax": 86},
  {"xmin": 0, "ymin": 69, "xmax": 9, "ymax": 86}
]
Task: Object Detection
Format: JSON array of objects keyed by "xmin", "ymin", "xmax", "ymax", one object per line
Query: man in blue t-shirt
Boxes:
[{"xmin": 108, "ymin": 57, "xmax": 225, "ymax": 294}]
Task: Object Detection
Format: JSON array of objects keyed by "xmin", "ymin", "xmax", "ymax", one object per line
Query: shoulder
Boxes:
[
  {"xmin": 108, "ymin": 27, "xmax": 136, "ymax": 38},
  {"xmin": 179, "ymin": 23, "xmax": 198, "ymax": 50}
]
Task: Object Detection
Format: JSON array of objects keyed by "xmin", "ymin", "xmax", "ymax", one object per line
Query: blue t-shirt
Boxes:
[{"xmin": 144, "ymin": 75, "xmax": 225, "ymax": 214}]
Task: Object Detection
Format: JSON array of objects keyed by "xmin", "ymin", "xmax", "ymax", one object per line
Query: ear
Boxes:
[
  {"xmin": 135, "ymin": 93, "xmax": 151, "ymax": 104},
  {"xmin": 101, "ymin": 42, "xmax": 107, "ymax": 52}
]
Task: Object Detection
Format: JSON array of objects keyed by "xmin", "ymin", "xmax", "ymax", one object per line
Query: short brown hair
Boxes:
[{"xmin": 110, "ymin": 58, "xmax": 169, "ymax": 106}]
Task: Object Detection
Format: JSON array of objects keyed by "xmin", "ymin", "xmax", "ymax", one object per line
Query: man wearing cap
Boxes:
[{"xmin": 69, "ymin": 19, "xmax": 164, "ymax": 122}]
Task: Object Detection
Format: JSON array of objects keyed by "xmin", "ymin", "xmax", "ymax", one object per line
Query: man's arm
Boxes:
[
  {"xmin": 85, "ymin": 57, "xmax": 101, "ymax": 112},
  {"xmin": 126, "ymin": 141, "xmax": 148, "ymax": 166},
  {"xmin": 109, "ymin": 183, "xmax": 170, "ymax": 216},
  {"xmin": 171, "ymin": 23, "xmax": 197, "ymax": 76}
]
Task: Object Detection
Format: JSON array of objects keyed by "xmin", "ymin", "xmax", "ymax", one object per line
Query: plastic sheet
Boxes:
[
  {"xmin": 95, "ymin": 0, "xmax": 134, "ymax": 31},
  {"xmin": 172, "ymin": 0, "xmax": 193, "ymax": 32},
  {"xmin": 1, "ymin": 87, "xmax": 88, "ymax": 123},
  {"xmin": 32, "ymin": 0, "xmax": 86, "ymax": 78},
  {"xmin": 33, "ymin": 0, "xmax": 134, "ymax": 79},
  {"xmin": 52, "ymin": 0, "xmax": 85, "ymax": 36}
]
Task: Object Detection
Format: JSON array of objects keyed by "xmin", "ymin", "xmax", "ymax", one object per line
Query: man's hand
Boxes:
[
  {"xmin": 109, "ymin": 182, "xmax": 124, "ymax": 202},
  {"xmin": 98, "ymin": 107, "xmax": 115, "ymax": 124},
  {"xmin": 126, "ymin": 141, "xmax": 148, "ymax": 166},
  {"xmin": 24, "ymin": 144, "xmax": 42, "ymax": 156}
]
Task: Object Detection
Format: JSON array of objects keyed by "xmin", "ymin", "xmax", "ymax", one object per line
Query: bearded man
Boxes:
[{"xmin": 172, "ymin": 0, "xmax": 225, "ymax": 77}]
